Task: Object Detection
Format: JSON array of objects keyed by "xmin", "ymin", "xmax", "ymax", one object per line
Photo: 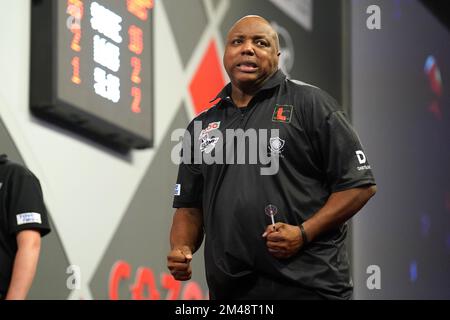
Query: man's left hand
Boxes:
[{"xmin": 262, "ymin": 223, "xmax": 303, "ymax": 259}]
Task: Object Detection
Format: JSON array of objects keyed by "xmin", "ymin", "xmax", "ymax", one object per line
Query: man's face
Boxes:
[{"xmin": 224, "ymin": 17, "xmax": 280, "ymax": 90}]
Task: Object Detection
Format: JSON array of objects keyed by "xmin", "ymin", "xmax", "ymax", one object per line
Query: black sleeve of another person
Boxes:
[{"xmin": 7, "ymin": 166, "xmax": 51, "ymax": 237}]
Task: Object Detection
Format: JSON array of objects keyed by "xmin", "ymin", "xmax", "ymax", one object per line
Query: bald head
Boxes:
[
  {"xmin": 223, "ymin": 15, "xmax": 281, "ymax": 94},
  {"xmin": 228, "ymin": 15, "xmax": 280, "ymax": 52}
]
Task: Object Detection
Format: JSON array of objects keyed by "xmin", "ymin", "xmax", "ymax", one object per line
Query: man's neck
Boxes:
[
  {"xmin": 231, "ymin": 87, "xmax": 254, "ymax": 108},
  {"xmin": 229, "ymin": 70, "xmax": 279, "ymax": 107}
]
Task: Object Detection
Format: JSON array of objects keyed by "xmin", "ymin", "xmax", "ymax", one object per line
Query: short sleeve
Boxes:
[
  {"xmin": 307, "ymin": 90, "xmax": 376, "ymax": 192},
  {"xmin": 172, "ymin": 119, "xmax": 204, "ymax": 209},
  {"xmin": 7, "ymin": 167, "xmax": 51, "ymax": 237}
]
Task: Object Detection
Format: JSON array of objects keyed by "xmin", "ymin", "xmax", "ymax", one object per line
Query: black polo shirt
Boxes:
[
  {"xmin": 173, "ymin": 70, "xmax": 376, "ymax": 299},
  {"xmin": 0, "ymin": 154, "xmax": 51, "ymax": 295}
]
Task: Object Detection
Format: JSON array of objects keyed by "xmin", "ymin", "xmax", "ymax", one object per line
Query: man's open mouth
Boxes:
[{"xmin": 236, "ymin": 62, "xmax": 258, "ymax": 72}]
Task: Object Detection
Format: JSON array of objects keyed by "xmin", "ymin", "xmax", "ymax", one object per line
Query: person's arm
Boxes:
[
  {"xmin": 167, "ymin": 208, "xmax": 204, "ymax": 281},
  {"xmin": 303, "ymin": 185, "xmax": 376, "ymax": 240},
  {"xmin": 6, "ymin": 230, "xmax": 42, "ymax": 300},
  {"xmin": 264, "ymin": 185, "xmax": 376, "ymax": 258}
]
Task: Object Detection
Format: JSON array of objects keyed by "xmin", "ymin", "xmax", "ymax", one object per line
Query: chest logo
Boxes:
[
  {"xmin": 269, "ymin": 137, "xmax": 285, "ymax": 155},
  {"xmin": 200, "ymin": 135, "xmax": 219, "ymax": 154},
  {"xmin": 199, "ymin": 121, "xmax": 221, "ymax": 139},
  {"xmin": 272, "ymin": 105, "xmax": 293, "ymax": 123}
]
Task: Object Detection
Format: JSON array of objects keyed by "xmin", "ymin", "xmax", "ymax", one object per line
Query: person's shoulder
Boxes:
[
  {"xmin": 286, "ymin": 78, "xmax": 320, "ymax": 91},
  {"xmin": 286, "ymin": 78, "xmax": 336, "ymax": 103},
  {"xmin": 286, "ymin": 79, "xmax": 340, "ymax": 119},
  {"xmin": 192, "ymin": 108, "xmax": 211, "ymax": 122},
  {"xmin": 0, "ymin": 158, "xmax": 39, "ymax": 182}
]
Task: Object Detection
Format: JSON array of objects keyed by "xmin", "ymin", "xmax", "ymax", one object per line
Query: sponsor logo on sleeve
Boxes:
[
  {"xmin": 174, "ymin": 184, "xmax": 181, "ymax": 196},
  {"xmin": 16, "ymin": 212, "xmax": 42, "ymax": 225},
  {"xmin": 356, "ymin": 150, "xmax": 371, "ymax": 171}
]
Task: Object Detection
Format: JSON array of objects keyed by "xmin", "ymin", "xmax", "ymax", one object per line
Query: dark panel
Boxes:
[
  {"xmin": 30, "ymin": 0, "xmax": 154, "ymax": 153},
  {"xmin": 420, "ymin": 0, "xmax": 450, "ymax": 31}
]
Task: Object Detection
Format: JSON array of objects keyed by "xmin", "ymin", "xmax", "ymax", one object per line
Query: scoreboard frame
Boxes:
[{"xmin": 30, "ymin": 0, "xmax": 154, "ymax": 153}]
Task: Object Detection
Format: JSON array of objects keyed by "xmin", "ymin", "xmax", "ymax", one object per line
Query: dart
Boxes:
[{"xmin": 265, "ymin": 204, "xmax": 278, "ymax": 228}]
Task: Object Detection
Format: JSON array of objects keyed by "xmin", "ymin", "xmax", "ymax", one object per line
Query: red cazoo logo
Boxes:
[{"xmin": 108, "ymin": 260, "xmax": 208, "ymax": 300}]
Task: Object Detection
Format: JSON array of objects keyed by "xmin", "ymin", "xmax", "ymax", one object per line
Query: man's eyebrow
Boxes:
[
  {"xmin": 252, "ymin": 34, "xmax": 271, "ymax": 39},
  {"xmin": 229, "ymin": 33, "xmax": 270, "ymax": 39}
]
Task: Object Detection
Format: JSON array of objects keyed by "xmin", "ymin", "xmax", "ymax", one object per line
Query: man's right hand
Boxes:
[{"xmin": 167, "ymin": 246, "xmax": 193, "ymax": 281}]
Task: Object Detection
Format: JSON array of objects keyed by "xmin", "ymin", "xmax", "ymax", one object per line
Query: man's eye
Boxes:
[
  {"xmin": 232, "ymin": 39, "xmax": 242, "ymax": 45},
  {"xmin": 256, "ymin": 40, "xmax": 268, "ymax": 47}
]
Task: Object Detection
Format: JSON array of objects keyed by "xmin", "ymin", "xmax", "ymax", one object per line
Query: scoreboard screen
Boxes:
[{"xmin": 30, "ymin": 0, "xmax": 154, "ymax": 152}]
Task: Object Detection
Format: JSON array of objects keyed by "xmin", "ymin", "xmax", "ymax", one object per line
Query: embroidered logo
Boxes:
[
  {"xmin": 269, "ymin": 137, "xmax": 285, "ymax": 155},
  {"xmin": 200, "ymin": 135, "xmax": 219, "ymax": 154},
  {"xmin": 199, "ymin": 121, "xmax": 221, "ymax": 139},
  {"xmin": 272, "ymin": 105, "xmax": 293, "ymax": 123}
]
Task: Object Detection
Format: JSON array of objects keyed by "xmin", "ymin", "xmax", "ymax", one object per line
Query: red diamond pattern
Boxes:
[{"xmin": 189, "ymin": 40, "xmax": 226, "ymax": 114}]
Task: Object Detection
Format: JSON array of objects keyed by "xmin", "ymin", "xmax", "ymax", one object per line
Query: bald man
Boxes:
[{"xmin": 168, "ymin": 16, "xmax": 376, "ymax": 300}]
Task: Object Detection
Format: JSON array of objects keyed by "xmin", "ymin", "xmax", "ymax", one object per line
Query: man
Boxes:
[
  {"xmin": 167, "ymin": 15, "xmax": 376, "ymax": 299},
  {"xmin": 0, "ymin": 154, "xmax": 51, "ymax": 299}
]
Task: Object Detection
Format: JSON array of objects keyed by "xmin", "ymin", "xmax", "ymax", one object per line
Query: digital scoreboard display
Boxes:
[{"xmin": 30, "ymin": 0, "xmax": 154, "ymax": 152}]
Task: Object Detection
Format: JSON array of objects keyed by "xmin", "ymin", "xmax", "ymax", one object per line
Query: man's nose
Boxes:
[{"xmin": 241, "ymin": 41, "xmax": 255, "ymax": 55}]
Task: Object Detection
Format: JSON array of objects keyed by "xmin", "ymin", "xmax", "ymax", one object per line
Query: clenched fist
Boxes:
[{"xmin": 167, "ymin": 246, "xmax": 193, "ymax": 281}]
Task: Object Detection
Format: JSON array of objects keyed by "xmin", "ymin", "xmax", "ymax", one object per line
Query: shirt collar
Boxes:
[{"xmin": 210, "ymin": 69, "xmax": 287, "ymax": 106}]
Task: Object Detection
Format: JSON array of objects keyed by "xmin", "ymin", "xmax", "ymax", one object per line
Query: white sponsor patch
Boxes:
[
  {"xmin": 355, "ymin": 150, "xmax": 371, "ymax": 170},
  {"xmin": 200, "ymin": 135, "xmax": 219, "ymax": 154},
  {"xmin": 199, "ymin": 121, "xmax": 221, "ymax": 139},
  {"xmin": 16, "ymin": 212, "xmax": 42, "ymax": 225},
  {"xmin": 356, "ymin": 150, "xmax": 367, "ymax": 164},
  {"xmin": 174, "ymin": 184, "xmax": 181, "ymax": 196}
]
